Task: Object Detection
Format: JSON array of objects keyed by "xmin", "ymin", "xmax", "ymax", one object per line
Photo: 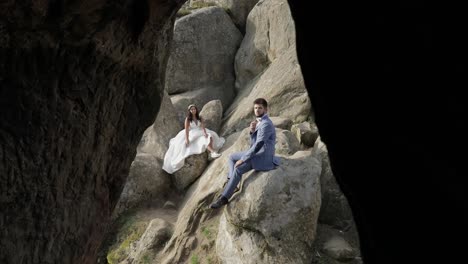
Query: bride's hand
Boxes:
[
  {"xmin": 204, "ymin": 133, "xmax": 208, "ymax": 138},
  {"xmin": 185, "ymin": 139, "xmax": 190, "ymax": 146}
]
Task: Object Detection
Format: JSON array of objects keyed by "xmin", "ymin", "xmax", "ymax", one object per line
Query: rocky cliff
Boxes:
[{"xmin": 0, "ymin": 1, "xmax": 183, "ymax": 263}]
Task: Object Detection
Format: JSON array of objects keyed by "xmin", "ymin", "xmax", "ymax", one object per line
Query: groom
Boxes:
[{"xmin": 210, "ymin": 98, "xmax": 280, "ymax": 209}]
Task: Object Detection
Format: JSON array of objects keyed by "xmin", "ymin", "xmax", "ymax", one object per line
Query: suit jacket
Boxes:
[{"xmin": 241, "ymin": 114, "xmax": 281, "ymax": 171}]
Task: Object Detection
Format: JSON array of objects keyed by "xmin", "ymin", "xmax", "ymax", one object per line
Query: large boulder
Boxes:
[
  {"xmin": 275, "ymin": 128, "xmax": 301, "ymax": 155},
  {"xmin": 137, "ymin": 91, "xmax": 182, "ymax": 160},
  {"xmin": 199, "ymin": 99, "xmax": 223, "ymax": 133},
  {"xmin": 113, "ymin": 154, "xmax": 171, "ymax": 218},
  {"xmin": 221, "ymin": 47, "xmax": 311, "ymax": 136},
  {"xmin": 234, "ymin": 0, "xmax": 296, "ymax": 91},
  {"xmin": 270, "ymin": 116, "xmax": 293, "ymax": 130},
  {"xmin": 113, "ymin": 92, "xmax": 181, "ymax": 218},
  {"xmin": 216, "ymin": 150, "xmax": 322, "ymax": 264},
  {"xmin": 292, "ymin": 121, "xmax": 319, "ymax": 147},
  {"xmin": 166, "ymin": 6, "xmax": 243, "ymax": 119},
  {"xmin": 126, "ymin": 218, "xmax": 173, "ymax": 263},
  {"xmin": 190, "ymin": 0, "xmax": 260, "ymax": 32},
  {"xmin": 172, "ymin": 152, "xmax": 209, "ymax": 191},
  {"xmin": 312, "ymin": 224, "xmax": 362, "ymax": 264},
  {"xmin": 323, "ymin": 235, "xmax": 356, "ymax": 261}
]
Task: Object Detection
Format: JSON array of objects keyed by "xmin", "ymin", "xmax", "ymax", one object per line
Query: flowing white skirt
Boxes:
[{"xmin": 162, "ymin": 127, "xmax": 225, "ymax": 174}]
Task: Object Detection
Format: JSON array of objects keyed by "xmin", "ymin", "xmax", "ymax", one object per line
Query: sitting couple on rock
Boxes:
[{"xmin": 162, "ymin": 104, "xmax": 224, "ymax": 174}]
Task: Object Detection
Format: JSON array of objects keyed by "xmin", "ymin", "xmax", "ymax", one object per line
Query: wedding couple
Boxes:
[{"xmin": 162, "ymin": 98, "xmax": 280, "ymax": 209}]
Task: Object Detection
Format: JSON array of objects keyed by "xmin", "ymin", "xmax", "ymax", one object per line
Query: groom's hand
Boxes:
[
  {"xmin": 234, "ymin": 160, "xmax": 244, "ymax": 168},
  {"xmin": 250, "ymin": 120, "xmax": 257, "ymax": 133}
]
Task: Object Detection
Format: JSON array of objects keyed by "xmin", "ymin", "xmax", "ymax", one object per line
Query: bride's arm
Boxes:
[{"xmin": 185, "ymin": 118, "xmax": 190, "ymax": 145}]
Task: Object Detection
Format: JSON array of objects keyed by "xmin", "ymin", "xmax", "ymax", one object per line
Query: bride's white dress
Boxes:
[{"xmin": 162, "ymin": 120, "xmax": 225, "ymax": 174}]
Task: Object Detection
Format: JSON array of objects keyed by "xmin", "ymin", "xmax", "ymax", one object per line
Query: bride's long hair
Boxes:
[{"xmin": 186, "ymin": 105, "xmax": 201, "ymax": 124}]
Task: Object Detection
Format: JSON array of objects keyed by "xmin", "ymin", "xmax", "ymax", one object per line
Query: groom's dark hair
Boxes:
[{"xmin": 253, "ymin": 98, "xmax": 268, "ymax": 108}]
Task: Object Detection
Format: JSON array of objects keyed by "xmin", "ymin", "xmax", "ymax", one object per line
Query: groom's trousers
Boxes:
[{"xmin": 222, "ymin": 151, "xmax": 253, "ymax": 199}]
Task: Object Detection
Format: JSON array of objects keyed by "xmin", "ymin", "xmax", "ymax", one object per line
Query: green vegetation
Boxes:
[
  {"xmin": 140, "ymin": 252, "xmax": 153, "ymax": 264},
  {"xmin": 106, "ymin": 212, "xmax": 149, "ymax": 264},
  {"xmin": 191, "ymin": 254, "xmax": 200, "ymax": 264},
  {"xmin": 201, "ymin": 226, "xmax": 213, "ymax": 240}
]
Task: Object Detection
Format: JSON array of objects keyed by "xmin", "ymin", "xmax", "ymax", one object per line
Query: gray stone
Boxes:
[
  {"xmin": 199, "ymin": 100, "xmax": 223, "ymax": 133},
  {"xmin": 163, "ymin": 201, "xmax": 177, "ymax": 210},
  {"xmin": 275, "ymin": 128, "xmax": 301, "ymax": 155},
  {"xmin": 292, "ymin": 121, "xmax": 319, "ymax": 147},
  {"xmin": 127, "ymin": 219, "xmax": 173, "ymax": 263},
  {"xmin": 166, "ymin": 6, "xmax": 242, "ymax": 115},
  {"xmin": 216, "ymin": 150, "xmax": 322, "ymax": 264},
  {"xmin": 190, "ymin": 0, "xmax": 260, "ymax": 32},
  {"xmin": 270, "ymin": 116, "xmax": 293, "ymax": 130},
  {"xmin": 113, "ymin": 154, "xmax": 171, "ymax": 218},
  {"xmin": 137, "ymin": 91, "xmax": 182, "ymax": 160},
  {"xmin": 234, "ymin": 0, "xmax": 296, "ymax": 91},
  {"xmin": 172, "ymin": 152, "xmax": 209, "ymax": 191},
  {"xmin": 323, "ymin": 235, "xmax": 356, "ymax": 261},
  {"xmin": 221, "ymin": 47, "xmax": 311, "ymax": 136}
]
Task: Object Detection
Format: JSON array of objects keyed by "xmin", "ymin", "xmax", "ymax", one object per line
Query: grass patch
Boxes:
[
  {"xmin": 106, "ymin": 212, "xmax": 149, "ymax": 264},
  {"xmin": 191, "ymin": 254, "xmax": 200, "ymax": 264},
  {"xmin": 140, "ymin": 252, "xmax": 153, "ymax": 264},
  {"xmin": 201, "ymin": 226, "xmax": 213, "ymax": 240}
]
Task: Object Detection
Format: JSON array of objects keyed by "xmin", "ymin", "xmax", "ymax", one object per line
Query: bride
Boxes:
[{"xmin": 162, "ymin": 104, "xmax": 225, "ymax": 174}]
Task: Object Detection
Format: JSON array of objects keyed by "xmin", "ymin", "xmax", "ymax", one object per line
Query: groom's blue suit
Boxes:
[{"xmin": 222, "ymin": 114, "xmax": 280, "ymax": 199}]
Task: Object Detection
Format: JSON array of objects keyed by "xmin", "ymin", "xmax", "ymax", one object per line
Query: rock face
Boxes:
[
  {"xmin": 113, "ymin": 154, "xmax": 171, "ymax": 218},
  {"xmin": 0, "ymin": 1, "xmax": 180, "ymax": 263},
  {"xmin": 137, "ymin": 91, "xmax": 183, "ymax": 161},
  {"xmin": 159, "ymin": 127, "xmax": 320, "ymax": 263},
  {"xmin": 199, "ymin": 99, "xmax": 223, "ymax": 133},
  {"xmin": 173, "ymin": 152, "xmax": 209, "ymax": 191},
  {"xmin": 275, "ymin": 128, "xmax": 301, "ymax": 155},
  {"xmin": 270, "ymin": 116, "xmax": 293, "ymax": 130},
  {"xmin": 166, "ymin": 6, "xmax": 243, "ymax": 121},
  {"xmin": 126, "ymin": 218, "xmax": 173, "ymax": 263},
  {"xmin": 190, "ymin": 0, "xmax": 260, "ymax": 32},
  {"xmin": 112, "ymin": 91, "xmax": 182, "ymax": 218},
  {"xmin": 323, "ymin": 235, "xmax": 356, "ymax": 261},
  {"xmin": 216, "ymin": 150, "xmax": 321, "ymax": 264},
  {"xmin": 216, "ymin": 0, "xmax": 310, "ymax": 136},
  {"xmin": 292, "ymin": 121, "xmax": 319, "ymax": 147},
  {"xmin": 234, "ymin": 0, "xmax": 296, "ymax": 91},
  {"xmin": 221, "ymin": 47, "xmax": 311, "ymax": 135}
]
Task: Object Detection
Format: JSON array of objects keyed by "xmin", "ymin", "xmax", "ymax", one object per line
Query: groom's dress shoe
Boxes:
[{"xmin": 210, "ymin": 196, "xmax": 229, "ymax": 209}]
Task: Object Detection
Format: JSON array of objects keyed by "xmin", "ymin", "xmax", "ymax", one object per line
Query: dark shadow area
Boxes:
[
  {"xmin": 129, "ymin": 0, "xmax": 150, "ymax": 40},
  {"xmin": 287, "ymin": 1, "xmax": 467, "ymax": 263}
]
